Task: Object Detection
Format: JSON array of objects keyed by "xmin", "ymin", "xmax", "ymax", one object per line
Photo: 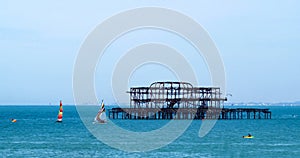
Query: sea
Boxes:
[{"xmin": 0, "ymin": 105, "xmax": 299, "ymax": 158}]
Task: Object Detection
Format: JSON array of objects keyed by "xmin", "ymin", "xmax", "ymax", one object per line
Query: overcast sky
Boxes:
[{"xmin": 1, "ymin": 1, "xmax": 299, "ymax": 105}]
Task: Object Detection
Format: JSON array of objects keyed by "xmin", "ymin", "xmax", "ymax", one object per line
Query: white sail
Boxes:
[
  {"xmin": 100, "ymin": 112, "xmax": 106, "ymax": 120},
  {"xmin": 94, "ymin": 100, "xmax": 106, "ymax": 123}
]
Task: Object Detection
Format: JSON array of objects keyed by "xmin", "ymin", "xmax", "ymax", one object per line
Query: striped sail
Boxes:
[
  {"xmin": 94, "ymin": 100, "xmax": 106, "ymax": 123},
  {"xmin": 56, "ymin": 100, "xmax": 63, "ymax": 122}
]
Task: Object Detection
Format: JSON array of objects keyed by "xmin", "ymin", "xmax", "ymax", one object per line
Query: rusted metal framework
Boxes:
[
  {"xmin": 108, "ymin": 81, "xmax": 271, "ymax": 120},
  {"xmin": 108, "ymin": 107, "xmax": 272, "ymax": 120},
  {"xmin": 128, "ymin": 81, "xmax": 226, "ymax": 109}
]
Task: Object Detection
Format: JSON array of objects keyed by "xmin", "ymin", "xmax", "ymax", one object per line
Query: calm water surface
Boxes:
[{"xmin": 0, "ymin": 105, "xmax": 299, "ymax": 157}]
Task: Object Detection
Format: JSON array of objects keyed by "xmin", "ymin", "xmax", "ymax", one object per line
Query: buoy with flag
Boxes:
[
  {"xmin": 94, "ymin": 100, "xmax": 107, "ymax": 124},
  {"xmin": 56, "ymin": 100, "xmax": 63, "ymax": 123}
]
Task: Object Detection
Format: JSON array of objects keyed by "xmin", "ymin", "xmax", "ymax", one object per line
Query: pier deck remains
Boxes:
[{"xmin": 108, "ymin": 82, "xmax": 271, "ymax": 120}]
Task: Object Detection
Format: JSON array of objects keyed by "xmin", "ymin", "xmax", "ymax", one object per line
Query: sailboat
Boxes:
[
  {"xmin": 56, "ymin": 100, "xmax": 63, "ymax": 123},
  {"xmin": 94, "ymin": 100, "xmax": 107, "ymax": 124}
]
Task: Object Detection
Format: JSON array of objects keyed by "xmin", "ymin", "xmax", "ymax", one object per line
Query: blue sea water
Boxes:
[{"xmin": 0, "ymin": 105, "xmax": 299, "ymax": 157}]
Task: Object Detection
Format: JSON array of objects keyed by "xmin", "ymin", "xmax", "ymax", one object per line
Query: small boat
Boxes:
[
  {"xmin": 56, "ymin": 100, "xmax": 63, "ymax": 123},
  {"xmin": 94, "ymin": 100, "xmax": 107, "ymax": 124},
  {"xmin": 243, "ymin": 134, "xmax": 254, "ymax": 139},
  {"xmin": 11, "ymin": 118, "xmax": 17, "ymax": 123}
]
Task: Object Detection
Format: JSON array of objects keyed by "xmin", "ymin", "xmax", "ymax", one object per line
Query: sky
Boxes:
[{"xmin": 1, "ymin": 0, "xmax": 300, "ymax": 105}]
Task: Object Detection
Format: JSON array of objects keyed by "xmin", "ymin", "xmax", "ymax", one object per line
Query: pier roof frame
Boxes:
[{"xmin": 128, "ymin": 81, "xmax": 226, "ymax": 108}]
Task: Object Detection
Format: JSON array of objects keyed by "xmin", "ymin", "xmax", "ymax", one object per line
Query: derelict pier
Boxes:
[{"xmin": 108, "ymin": 82, "xmax": 271, "ymax": 120}]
